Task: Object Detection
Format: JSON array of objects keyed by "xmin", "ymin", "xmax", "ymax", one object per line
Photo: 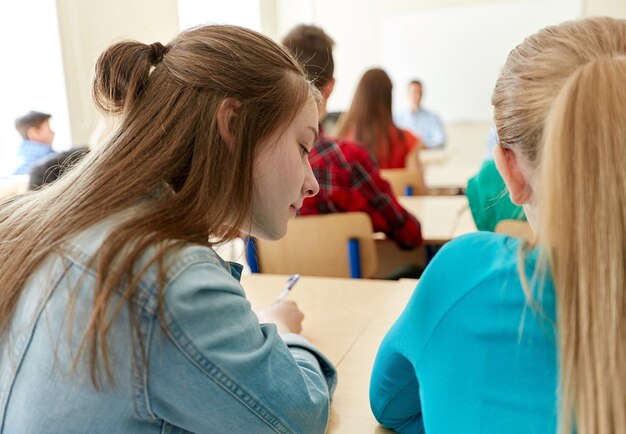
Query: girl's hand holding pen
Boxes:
[
  {"xmin": 256, "ymin": 300, "xmax": 304, "ymax": 334},
  {"xmin": 255, "ymin": 274, "xmax": 304, "ymax": 334},
  {"xmin": 273, "ymin": 274, "xmax": 300, "ymax": 305}
]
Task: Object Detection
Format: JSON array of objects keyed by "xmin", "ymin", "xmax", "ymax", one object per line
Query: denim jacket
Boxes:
[{"xmin": 0, "ymin": 210, "xmax": 337, "ymax": 433}]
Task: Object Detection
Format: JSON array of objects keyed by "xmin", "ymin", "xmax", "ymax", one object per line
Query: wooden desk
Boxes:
[
  {"xmin": 424, "ymin": 164, "xmax": 478, "ymax": 194},
  {"xmin": 372, "ymin": 196, "xmax": 476, "ymax": 275},
  {"xmin": 398, "ymin": 195, "xmax": 477, "ymax": 245},
  {"xmin": 242, "ymin": 275, "xmax": 417, "ymax": 434},
  {"xmin": 419, "ymin": 148, "xmax": 453, "ymax": 166}
]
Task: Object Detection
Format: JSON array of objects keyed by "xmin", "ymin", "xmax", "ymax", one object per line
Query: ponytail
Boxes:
[
  {"xmin": 92, "ymin": 40, "xmax": 169, "ymax": 115},
  {"xmin": 539, "ymin": 56, "xmax": 626, "ymax": 434}
]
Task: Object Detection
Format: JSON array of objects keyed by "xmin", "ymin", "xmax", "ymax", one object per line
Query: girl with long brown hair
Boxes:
[
  {"xmin": 0, "ymin": 25, "xmax": 335, "ymax": 433},
  {"xmin": 371, "ymin": 17, "xmax": 626, "ymax": 434},
  {"xmin": 336, "ymin": 68, "xmax": 424, "ymax": 171}
]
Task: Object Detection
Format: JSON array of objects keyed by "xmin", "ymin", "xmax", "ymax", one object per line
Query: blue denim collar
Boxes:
[{"xmin": 227, "ymin": 262, "xmax": 244, "ymax": 281}]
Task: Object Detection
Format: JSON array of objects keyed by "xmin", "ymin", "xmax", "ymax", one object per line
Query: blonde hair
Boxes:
[
  {"xmin": 493, "ymin": 17, "xmax": 626, "ymax": 434},
  {"xmin": 0, "ymin": 25, "xmax": 314, "ymax": 387}
]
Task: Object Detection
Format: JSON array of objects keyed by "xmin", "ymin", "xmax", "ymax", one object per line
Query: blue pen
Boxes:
[{"xmin": 273, "ymin": 274, "xmax": 301, "ymax": 304}]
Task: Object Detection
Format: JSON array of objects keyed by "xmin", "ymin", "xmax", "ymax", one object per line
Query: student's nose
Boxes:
[{"xmin": 302, "ymin": 162, "xmax": 319, "ymax": 198}]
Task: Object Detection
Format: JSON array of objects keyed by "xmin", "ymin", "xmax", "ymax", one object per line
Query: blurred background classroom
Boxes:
[
  {"xmin": 1, "ymin": 0, "xmax": 621, "ymax": 164},
  {"xmin": 0, "ymin": 0, "xmax": 614, "ymax": 161},
  {"xmin": 0, "ymin": 0, "xmax": 624, "ymax": 272}
]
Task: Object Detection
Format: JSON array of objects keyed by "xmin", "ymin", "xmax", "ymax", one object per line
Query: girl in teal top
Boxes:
[
  {"xmin": 371, "ymin": 17, "xmax": 626, "ymax": 434},
  {"xmin": 371, "ymin": 232, "xmax": 557, "ymax": 433}
]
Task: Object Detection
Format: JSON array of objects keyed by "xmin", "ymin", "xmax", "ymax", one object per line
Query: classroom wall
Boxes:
[
  {"xmin": 273, "ymin": 0, "xmax": 583, "ymax": 167},
  {"xmin": 584, "ymin": 0, "xmax": 626, "ymax": 17},
  {"xmin": 275, "ymin": 0, "xmax": 580, "ymax": 116},
  {"xmin": 0, "ymin": 2, "xmax": 72, "ymax": 161},
  {"xmin": 55, "ymin": 0, "xmax": 179, "ymax": 146},
  {"xmin": 55, "ymin": 0, "xmax": 625, "ymax": 159},
  {"xmin": 274, "ymin": 0, "xmax": 502, "ymax": 116}
]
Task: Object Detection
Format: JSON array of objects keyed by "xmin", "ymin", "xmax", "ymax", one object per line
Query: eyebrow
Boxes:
[{"xmin": 306, "ymin": 126, "xmax": 319, "ymax": 143}]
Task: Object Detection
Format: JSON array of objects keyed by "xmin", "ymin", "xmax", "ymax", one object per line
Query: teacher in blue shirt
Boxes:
[
  {"xmin": 371, "ymin": 17, "xmax": 626, "ymax": 434},
  {"xmin": 394, "ymin": 80, "xmax": 445, "ymax": 149}
]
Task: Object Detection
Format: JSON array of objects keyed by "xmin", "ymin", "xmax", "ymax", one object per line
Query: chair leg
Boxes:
[{"xmin": 347, "ymin": 238, "xmax": 362, "ymax": 278}]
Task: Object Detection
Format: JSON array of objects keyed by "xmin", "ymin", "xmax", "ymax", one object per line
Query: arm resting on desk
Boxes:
[
  {"xmin": 148, "ymin": 261, "xmax": 336, "ymax": 434},
  {"xmin": 370, "ymin": 328, "xmax": 424, "ymax": 433},
  {"xmin": 341, "ymin": 145, "xmax": 423, "ymax": 249},
  {"xmin": 370, "ymin": 237, "xmax": 475, "ymax": 433}
]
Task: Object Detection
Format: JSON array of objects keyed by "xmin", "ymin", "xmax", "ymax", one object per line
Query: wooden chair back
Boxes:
[
  {"xmin": 253, "ymin": 212, "xmax": 378, "ymax": 278},
  {"xmin": 494, "ymin": 219, "xmax": 534, "ymax": 243},
  {"xmin": 380, "ymin": 168, "xmax": 427, "ymax": 196}
]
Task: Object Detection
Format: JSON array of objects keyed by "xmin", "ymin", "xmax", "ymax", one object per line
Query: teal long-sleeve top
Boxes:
[
  {"xmin": 370, "ymin": 232, "xmax": 558, "ymax": 434},
  {"xmin": 466, "ymin": 160, "xmax": 526, "ymax": 232}
]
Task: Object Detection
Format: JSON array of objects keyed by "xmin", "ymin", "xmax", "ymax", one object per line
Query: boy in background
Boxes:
[{"xmin": 11, "ymin": 111, "xmax": 55, "ymax": 175}]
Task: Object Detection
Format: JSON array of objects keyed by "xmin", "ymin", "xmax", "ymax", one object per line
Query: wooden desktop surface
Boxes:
[
  {"xmin": 372, "ymin": 195, "xmax": 476, "ymax": 276},
  {"xmin": 398, "ymin": 195, "xmax": 477, "ymax": 244},
  {"xmin": 242, "ymin": 274, "xmax": 417, "ymax": 433},
  {"xmin": 424, "ymin": 164, "xmax": 478, "ymax": 192}
]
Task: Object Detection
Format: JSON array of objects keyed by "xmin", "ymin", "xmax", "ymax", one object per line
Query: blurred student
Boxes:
[
  {"xmin": 371, "ymin": 17, "xmax": 626, "ymax": 434},
  {"xmin": 466, "ymin": 158, "xmax": 526, "ymax": 232},
  {"xmin": 0, "ymin": 25, "xmax": 335, "ymax": 433},
  {"xmin": 337, "ymin": 69, "xmax": 424, "ymax": 171},
  {"xmin": 28, "ymin": 147, "xmax": 89, "ymax": 190},
  {"xmin": 27, "ymin": 114, "xmax": 118, "ymax": 189},
  {"xmin": 10, "ymin": 110, "xmax": 55, "ymax": 175},
  {"xmin": 394, "ymin": 80, "xmax": 445, "ymax": 149},
  {"xmin": 282, "ymin": 25, "xmax": 423, "ymax": 250}
]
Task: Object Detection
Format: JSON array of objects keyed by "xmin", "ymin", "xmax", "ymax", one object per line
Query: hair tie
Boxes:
[{"xmin": 149, "ymin": 42, "xmax": 168, "ymax": 65}]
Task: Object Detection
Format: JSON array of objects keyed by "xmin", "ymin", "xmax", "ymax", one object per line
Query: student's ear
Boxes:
[
  {"xmin": 321, "ymin": 78, "xmax": 335, "ymax": 101},
  {"xmin": 26, "ymin": 126, "xmax": 39, "ymax": 141},
  {"xmin": 216, "ymin": 98, "xmax": 241, "ymax": 148},
  {"xmin": 494, "ymin": 145, "xmax": 532, "ymax": 205}
]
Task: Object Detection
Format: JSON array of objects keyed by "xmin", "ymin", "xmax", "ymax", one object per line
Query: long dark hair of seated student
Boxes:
[{"xmin": 335, "ymin": 68, "xmax": 423, "ymax": 170}]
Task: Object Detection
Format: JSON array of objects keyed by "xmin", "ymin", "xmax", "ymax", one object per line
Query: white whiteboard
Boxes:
[{"xmin": 381, "ymin": 0, "xmax": 581, "ymax": 123}]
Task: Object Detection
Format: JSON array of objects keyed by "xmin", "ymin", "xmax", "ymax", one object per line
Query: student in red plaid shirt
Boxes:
[{"xmin": 282, "ymin": 25, "xmax": 423, "ymax": 250}]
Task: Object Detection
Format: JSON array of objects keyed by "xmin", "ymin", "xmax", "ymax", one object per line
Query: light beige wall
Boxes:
[
  {"xmin": 55, "ymin": 0, "xmax": 179, "ymax": 145},
  {"xmin": 445, "ymin": 121, "xmax": 492, "ymax": 166},
  {"xmin": 273, "ymin": 0, "xmax": 573, "ymax": 167},
  {"xmin": 382, "ymin": 0, "xmax": 502, "ymax": 10},
  {"xmin": 273, "ymin": 0, "xmax": 504, "ymax": 115},
  {"xmin": 584, "ymin": 0, "xmax": 626, "ymax": 17},
  {"xmin": 259, "ymin": 0, "xmax": 279, "ymax": 40}
]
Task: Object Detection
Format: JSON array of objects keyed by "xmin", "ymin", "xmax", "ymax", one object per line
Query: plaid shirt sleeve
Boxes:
[{"xmin": 300, "ymin": 133, "xmax": 423, "ymax": 249}]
